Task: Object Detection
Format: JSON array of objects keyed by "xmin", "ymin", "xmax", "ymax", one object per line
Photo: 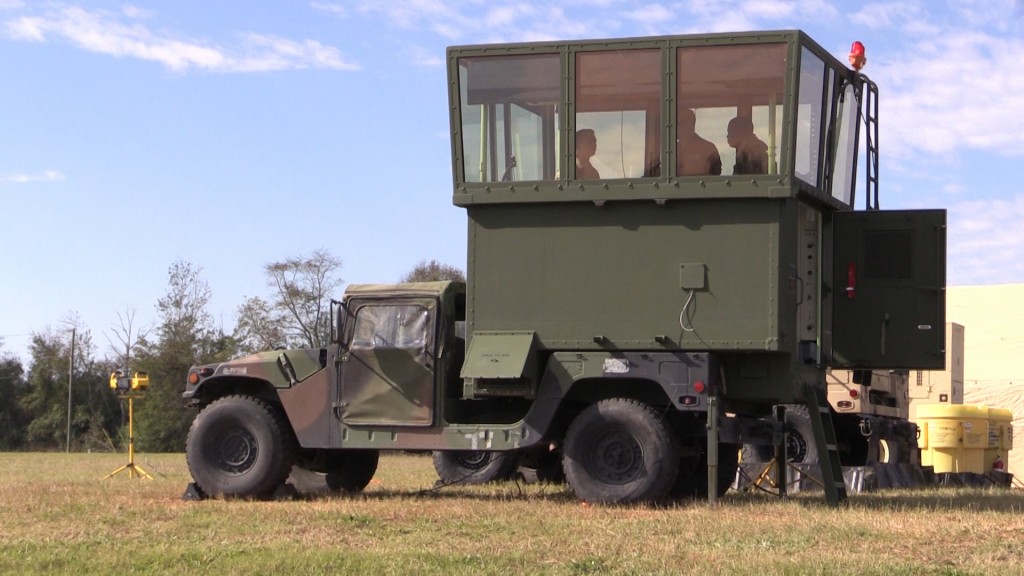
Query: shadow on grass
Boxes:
[
  {"xmin": 724, "ymin": 485, "xmax": 1024, "ymax": 512},
  {"xmin": 184, "ymin": 475, "xmax": 1024, "ymax": 512}
]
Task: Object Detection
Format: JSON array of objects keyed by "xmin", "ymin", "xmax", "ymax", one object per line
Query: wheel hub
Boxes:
[
  {"xmin": 786, "ymin": 429, "xmax": 809, "ymax": 463},
  {"xmin": 455, "ymin": 451, "xmax": 490, "ymax": 470},
  {"xmin": 217, "ymin": 427, "xmax": 258, "ymax": 474},
  {"xmin": 588, "ymin": 430, "xmax": 643, "ymax": 484}
]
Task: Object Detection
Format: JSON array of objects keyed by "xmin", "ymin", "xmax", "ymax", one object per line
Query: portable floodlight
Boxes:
[
  {"xmin": 109, "ymin": 371, "xmax": 149, "ymax": 392},
  {"xmin": 105, "ymin": 370, "xmax": 153, "ymax": 480}
]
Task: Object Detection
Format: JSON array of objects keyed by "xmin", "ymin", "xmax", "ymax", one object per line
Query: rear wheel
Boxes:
[
  {"xmin": 783, "ymin": 405, "xmax": 818, "ymax": 466},
  {"xmin": 671, "ymin": 439, "xmax": 739, "ymax": 499},
  {"xmin": 432, "ymin": 450, "xmax": 520, "ymax": 485},
  {"xmin": 518, "ymin": 450, "xmax": 566, "ymax": 484},
  {"xmin": 185, "ymin": 395, "xmax": 294, "ymax": 499},
  {"xmin": 562, "ymin": 399, "xmax": 679, "ymax": 504},
  {"xmin": 290, "ymin": 449, "xmax": 380, "ymax": 495}
]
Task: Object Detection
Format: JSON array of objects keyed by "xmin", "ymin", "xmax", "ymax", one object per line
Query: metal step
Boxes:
[{"xmin": 806, "ymin": 383, "xmax": 848, "ymax": 505}]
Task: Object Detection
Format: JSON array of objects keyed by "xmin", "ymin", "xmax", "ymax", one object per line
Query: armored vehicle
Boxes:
[{"xmin": 183, "ymin": 30, "xmax": 947, "ymax": 505}]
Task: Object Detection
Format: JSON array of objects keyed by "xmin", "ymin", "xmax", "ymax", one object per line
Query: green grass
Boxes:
[{"xmin": 1, "ymin": 452, "xmax": 1022, "ymax": 575}]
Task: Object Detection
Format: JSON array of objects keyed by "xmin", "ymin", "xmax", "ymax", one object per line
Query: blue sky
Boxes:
[{"xmin": 2, "ymin": 0, "xmax": 1024, "ymax": 364}]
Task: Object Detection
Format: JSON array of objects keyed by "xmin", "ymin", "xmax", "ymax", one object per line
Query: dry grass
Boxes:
[{"xmin": 1, "ymin": 452, "xmax": 1022, "ymax": 575}]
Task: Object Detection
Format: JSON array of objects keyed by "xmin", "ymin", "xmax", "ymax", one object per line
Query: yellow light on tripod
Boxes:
[
  {"xmin": 109, "ymin": 371, "xmax": 150, "ymax": 391},
  {"xmin": 131, "ymin": 372, "xmax": 149, "ymax": 391}
]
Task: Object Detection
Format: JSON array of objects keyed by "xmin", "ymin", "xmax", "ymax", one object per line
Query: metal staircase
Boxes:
[{"xmin": 806, "ymin": 383, "xmax": 849, "ymax": 505}]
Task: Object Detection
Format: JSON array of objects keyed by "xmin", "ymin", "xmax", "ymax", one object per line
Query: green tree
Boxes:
[
  {"xmin": 135, "ymin": 261, "xmax": 235, "ymax": 452},
  {"xmin": 0, "ymin": 348, "xmax": 28, "ymax": 450},
  {"xmin": 233, "ymin": 295, "xmax": 288, "ymax": 353},
  {"xmin": 20, "ymin": 323, "xmax": 119, "ymax": 451},
  {"xmin": 234, "ymin": 249, "xmax": 343, "ymax": 353},
  {"xmin": 401, "ymin": 259, "xmax": 466, "ymax": 283}
]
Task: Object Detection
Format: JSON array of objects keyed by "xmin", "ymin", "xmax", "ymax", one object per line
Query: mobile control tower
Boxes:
[{"xmin": 183, "ymin": 30, "xmax": 947, "ymax": 506}]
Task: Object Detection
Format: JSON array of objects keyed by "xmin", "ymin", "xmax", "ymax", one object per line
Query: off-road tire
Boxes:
[
  {"xmin": 783, "ymin": 405, "xmax": 818, "ymax": 466},
  {"xmin": 290, "ymin": 449, "xmax": 380, "ymax": 495},
  {"xmin": 562, "ymin": 398, "xmax": 680, "ymax": 504},
  {"xmin": 738, "ymin": 404, "xmax": 819, "ymax": 466},
  {"xmin": 518, "ymin": 451, "xmax": 567, "ymax": 484},
  {"xmin": 671, "ymin": 442, "xmax": 740, "ymax": 499},
  {"xmin": 432, "ymin": 450, "xmax": 520, "ymax": 485},
  {"xmin": 185, "ymin": 395, "xmax": 294, "ymax": 499}
]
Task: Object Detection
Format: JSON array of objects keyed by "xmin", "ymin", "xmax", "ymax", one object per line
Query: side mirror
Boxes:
[{"xmin": 330, "ymin": 299, "xmax": 349, "ymax": 346}]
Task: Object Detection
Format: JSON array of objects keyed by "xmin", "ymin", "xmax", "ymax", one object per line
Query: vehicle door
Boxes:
[
  {"xmin": 338, "ymin": 299, "xmax": 437, "ymax": 426},
  {"xmin": 830, "ymin": 209, "xmax": 946, "ymax": 369}
]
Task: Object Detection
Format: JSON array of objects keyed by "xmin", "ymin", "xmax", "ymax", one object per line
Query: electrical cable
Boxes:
[{"xmin": 678, "ymin": 289, "xmax": 697, "ymax": 333}]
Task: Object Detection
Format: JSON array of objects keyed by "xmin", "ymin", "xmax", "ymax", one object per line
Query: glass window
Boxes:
[
  {"xmin": 352, "ymin": 305, "xmax": 430, "ymax": 350},
  {"xmin": 796, "ymin": 48, "xmax": 826, "ymax": 187},
  {"xmin": 831, "ymin": 82, "xmax": 859, "ymax": 206},
  {"xmin": 677, "ymin": 44, "xmax": 786, "ymax": 177},
  {"xmin": 458, "ymin": 54, "xmax": 560, "ymax": 183},
  {"xmin": 576, "ymin": 49, "xmax": 661, "ymax": 179}
]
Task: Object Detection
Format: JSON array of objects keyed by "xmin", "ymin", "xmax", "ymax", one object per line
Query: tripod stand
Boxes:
[{"xmin": 105, "ymin": 394, "xmax": 153, "ymax": 480}]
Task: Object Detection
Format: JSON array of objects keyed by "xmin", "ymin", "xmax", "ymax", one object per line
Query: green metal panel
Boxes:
[
  {"xmin": 831, "ymin": 209, "xmax": 947, "ymax": 369},
  {"xmin": 466, "ymin": 198, "xmax": 791, "ymax": 352},
  {"xmin": 461, "ymin": 331, "xmax": 536, "ymax": 378}
]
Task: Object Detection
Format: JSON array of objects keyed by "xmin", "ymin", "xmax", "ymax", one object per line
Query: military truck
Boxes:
[
  {"xmin": 741, "ymin": 323, "xmax": 964, "ymax": 493},
  {"xmin": 182, "ymin": 30, "xmax": 947, "ymax": 505},
  {"xmin": 827, "ymin": 322, "xmax": 965, "ymax": 470}
]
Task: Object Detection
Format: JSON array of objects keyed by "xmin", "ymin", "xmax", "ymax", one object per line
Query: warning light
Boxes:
[{"xmin": 849, "ymin": 41, "xmax": 866, "ymax": 71}]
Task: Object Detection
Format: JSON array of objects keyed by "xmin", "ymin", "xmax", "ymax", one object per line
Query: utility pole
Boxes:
[{"xmin": 66, "ymin": 327, "xmax": 75, "ymax": 453}]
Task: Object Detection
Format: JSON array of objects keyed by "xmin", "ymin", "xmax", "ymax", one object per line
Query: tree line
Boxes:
[{"xmin": 0, "ymin": 253, "xmax": 464, "ymax": 453}]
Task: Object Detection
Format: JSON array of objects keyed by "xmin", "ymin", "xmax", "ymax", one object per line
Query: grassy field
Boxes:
[{"xmin": 1, "ymin": 452, "xmax": 1022, "ymax": 575}]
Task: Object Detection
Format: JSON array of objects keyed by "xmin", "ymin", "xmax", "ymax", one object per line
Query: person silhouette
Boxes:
[
  {"xmin": 677, "ymin": 108, "xmax": 721, "ymax": 176},
  {"xmin": 575, "ymin": 128, "xmax": 600, "ymax": 180},
  {"xmin": 726, "ymin": 116, "xmax": 768, "ymax": 175}
]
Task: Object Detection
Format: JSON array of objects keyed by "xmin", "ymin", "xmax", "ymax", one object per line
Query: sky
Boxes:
[{"xmin": 2, "ymin": 0, "xmax": 1024, "ymax": 365}]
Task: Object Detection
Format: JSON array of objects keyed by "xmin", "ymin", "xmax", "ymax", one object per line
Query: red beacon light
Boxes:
[{"xmin": 849, "ymin": 41, "xmax": 867, "ymax": 71}]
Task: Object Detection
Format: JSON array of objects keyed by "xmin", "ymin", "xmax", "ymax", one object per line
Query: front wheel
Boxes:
[
  {"xmin": 562, "ymin": 399, "xmax": 680, "ymax": 504},
  {"xmin": 185, "ymin": 395, "xmax": 294, "ymax": 499}
]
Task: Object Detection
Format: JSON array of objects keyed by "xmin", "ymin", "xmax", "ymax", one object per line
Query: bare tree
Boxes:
[
  {"xmin": 263, "ymin": 249, "xmax": 343, "ymax": 349},
  {"xmin": 106, "ymin": 306, "xmax": 150, "ymax": 372}
]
